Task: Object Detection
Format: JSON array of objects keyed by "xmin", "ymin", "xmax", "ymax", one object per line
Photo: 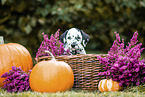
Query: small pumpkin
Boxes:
[
  {"xmin": 98, "ymin": 79, "xmax": 122, "ymax": 92},
  {"xmin": 29, "ymin": 50, "xmax": 74, "ymax": 93},
  {"xmin": 0, "ymin": 39, "xmax": 33, "ymax": 87}
]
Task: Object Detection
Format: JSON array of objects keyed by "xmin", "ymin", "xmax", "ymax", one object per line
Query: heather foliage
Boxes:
[
  {"xmin": 1, "ymin": 66, "xmax": 31, "ymax": 93},
  {"xmin": 35, "ymin": 29, "xmax": 67, "ymax": 59},
  {"xmin": 98, "ymin": 31, "xmax": 145, "ymax": 86}
]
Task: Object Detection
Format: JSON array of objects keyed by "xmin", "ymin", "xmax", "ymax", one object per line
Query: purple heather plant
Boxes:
[
  {"xmin": 1, "ymin": 66, "xmax": 31, "ymax": 93},
  {"xmin": 35, "ymin": 29, "xmax": 70, "ymax": 59},
  {"xmin": 97, "ymin": 31, "xmax": 145, "ymax": 87}
]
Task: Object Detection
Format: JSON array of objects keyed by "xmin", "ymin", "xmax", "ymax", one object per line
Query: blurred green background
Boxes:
[{"xmin": 1, "ymin": 0, "xmax": 145, "ymax": 60}]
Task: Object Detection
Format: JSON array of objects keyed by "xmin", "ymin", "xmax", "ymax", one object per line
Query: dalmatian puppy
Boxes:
[{"xmin": 60, "ymin": 28, "xmax": 89, "ymax": 55}]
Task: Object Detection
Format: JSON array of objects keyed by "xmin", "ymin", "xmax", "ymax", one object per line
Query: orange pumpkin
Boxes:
[
  {"xmin": 98, "ymin": 79, "xmax": 122, "ymax": 92},
  {"xmin": 0, "ymin": 42, "xmax": 33, "ymax": 87},
  {"xmin": 29, "ymin": 50, "xmax": 74, "ymax": 93}
]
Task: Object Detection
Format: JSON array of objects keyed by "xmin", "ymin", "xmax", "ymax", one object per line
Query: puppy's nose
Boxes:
[{"xmin": 71, "ymin": 44, "xmax": 75, "ymax": 48}]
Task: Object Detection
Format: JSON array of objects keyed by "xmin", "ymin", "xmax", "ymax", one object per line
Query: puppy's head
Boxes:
[{"xmin": 60, "ymin": 28, "xmax": 89, "ymax": 48}]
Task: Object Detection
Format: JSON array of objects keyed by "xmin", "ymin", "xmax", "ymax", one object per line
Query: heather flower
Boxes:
[
  {"xmin": 35, "ymin": 29, "xmax": 70, "ymax": 59},
  {"xmin": 98, "ymin": 31, "xmax": 145, "ymax": 87},
  {"xmin": 1, "ymin": 66, "xmax": 31, "ymax": 93}
]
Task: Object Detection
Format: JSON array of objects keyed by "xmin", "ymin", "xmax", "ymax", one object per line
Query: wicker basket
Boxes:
[{"xmin": 36, "ymin": 54, "xmax": 107, "ymax": 91}]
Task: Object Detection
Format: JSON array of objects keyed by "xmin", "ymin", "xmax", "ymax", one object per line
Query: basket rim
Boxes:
[{"xmin": 35, "ymin": 53, "xmax": 108, "ymax": 62}]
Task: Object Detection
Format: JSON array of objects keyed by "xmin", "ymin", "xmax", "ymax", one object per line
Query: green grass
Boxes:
[{"xmin": 1, "ymin": 85, "xmax": 145, "ymax": 97}]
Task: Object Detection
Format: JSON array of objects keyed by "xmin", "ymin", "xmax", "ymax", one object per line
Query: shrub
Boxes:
[
  {"xmin": 98, "ymin": 31, "xmax": 145, "ymax": 86},
  {"xmin": 35, "ymin": 29, "xmax": 70, "ymax": 59},
  {"xmin": 1, "ymin": 66, "xmax": 31, "ymax": 92}
]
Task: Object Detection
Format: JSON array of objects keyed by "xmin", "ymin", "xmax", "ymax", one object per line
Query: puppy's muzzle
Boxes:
[
  {"xmin": 71, "ymin": 42, "xmax": 76, "ymax": 48},
  {"xmin": 71, "ymin": 44, "xmax": 75, "ymax": 48}
]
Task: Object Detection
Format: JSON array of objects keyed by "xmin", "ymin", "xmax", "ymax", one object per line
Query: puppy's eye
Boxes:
[
  {"xmin": 76, "ymin": 36, "xmax": 81, "ymax": 40},
  {"xmin": 77, "ymin": 37, "xmax": 80, "ymax": 39},
  {"xmin": 68, "ymin": 36, "xmax": 71, "ymax": 39}
]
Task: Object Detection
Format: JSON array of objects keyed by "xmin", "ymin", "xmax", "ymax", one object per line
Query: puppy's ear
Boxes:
[
  {"xmin": 60, "ymin": 30, "xmax": 68, "ymax": 44},
  {"xmin": 80, "ymin": 30, "xmax": 89, "ymax": 47}
]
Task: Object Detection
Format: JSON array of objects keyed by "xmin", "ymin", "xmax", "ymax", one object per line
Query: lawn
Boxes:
[{"xmin": 0, "ymin": 85, "xmax": 145, "ymax": 97}]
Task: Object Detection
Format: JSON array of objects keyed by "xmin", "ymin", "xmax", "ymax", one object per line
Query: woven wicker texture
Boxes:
[{"xmin": 36, "ymin": 54, "xmax": 107, "ymax": 91}]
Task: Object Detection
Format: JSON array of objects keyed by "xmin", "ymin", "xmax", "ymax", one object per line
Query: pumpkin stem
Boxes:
[
  {"xmin": 45, "ymin": 50, "xmax": 56, "ymax": 60},
  {"xmin": 0, "ymin": 36, "xmax": 4, "ymax": 44}
]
